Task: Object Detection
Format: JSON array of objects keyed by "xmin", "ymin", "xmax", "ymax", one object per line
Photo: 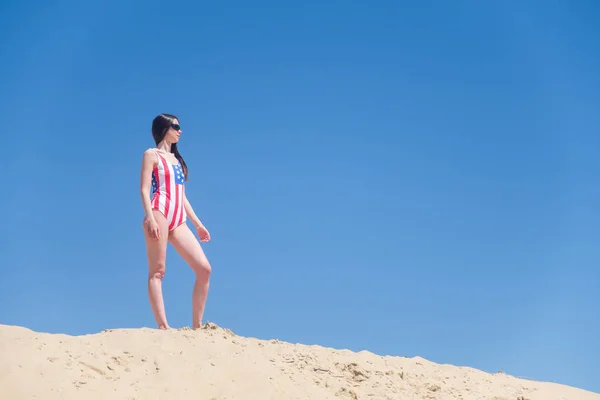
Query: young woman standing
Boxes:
[{"xmin": 140, "ymin": 113, "xmax": 212, "ymax": 330}]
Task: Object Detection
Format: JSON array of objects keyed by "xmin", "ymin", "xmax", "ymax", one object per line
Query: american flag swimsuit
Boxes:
[{"xmin": 150, "ymin": 149, "xmax": 187, "ymax": 231}]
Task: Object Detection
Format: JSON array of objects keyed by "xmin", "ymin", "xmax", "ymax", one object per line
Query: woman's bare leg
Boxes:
[
  {"xmin": 169, "ymin": 223, "xmax": 212, "ymax": 329},
  {"xmin": 143, "ymin": 210, "xmax": 171, "ymax": 329}
]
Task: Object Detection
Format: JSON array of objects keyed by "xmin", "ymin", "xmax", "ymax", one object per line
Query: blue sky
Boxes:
[{"xmin": 1, "ymin": 0, "xmax": 599, "ymax": 394}]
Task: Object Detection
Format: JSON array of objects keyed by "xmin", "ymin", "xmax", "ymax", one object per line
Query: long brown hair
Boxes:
[{"xmin": 151, "ymin": 113, "xmax": 188, "ymax": 180}]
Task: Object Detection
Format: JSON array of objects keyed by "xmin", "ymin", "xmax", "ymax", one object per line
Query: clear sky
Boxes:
[{"xmin": 1, "ymin": 0, "xmax": 598, "ymax": 394}]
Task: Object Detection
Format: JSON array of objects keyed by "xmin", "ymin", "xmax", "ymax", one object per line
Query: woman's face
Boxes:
[{"xmin": 166, "ymin": 119, "xmax": 182, "ymax": 143}]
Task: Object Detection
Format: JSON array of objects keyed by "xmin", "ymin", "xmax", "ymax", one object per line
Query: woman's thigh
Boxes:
[
  {"xmin": 168, "ymin": 223, "xmax": 211, "ymax": 275},
  {"xmin": 143, "ymin": 210, "xmax": 170, "ymax": 275}
]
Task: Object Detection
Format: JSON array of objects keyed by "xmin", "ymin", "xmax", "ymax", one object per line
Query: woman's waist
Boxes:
[{"xmin": 151, "ymin": 190, "xmax": 182, "ymax": 200}]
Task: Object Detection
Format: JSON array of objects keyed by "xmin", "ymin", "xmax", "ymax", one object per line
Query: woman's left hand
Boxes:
[{"xmin": 196, "ymin": 224, "xmax": 211, "ymax": 242}]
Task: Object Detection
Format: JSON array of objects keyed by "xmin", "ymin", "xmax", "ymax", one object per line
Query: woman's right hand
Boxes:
[{"xmin": 145, "ymin": 218, "xmax": 161, "ymax": 240}]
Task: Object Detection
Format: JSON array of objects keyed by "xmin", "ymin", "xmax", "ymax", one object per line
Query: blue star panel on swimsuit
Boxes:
[{"xmin": 173, "ymin": 164, "xmax": 185, "ymax": 185}]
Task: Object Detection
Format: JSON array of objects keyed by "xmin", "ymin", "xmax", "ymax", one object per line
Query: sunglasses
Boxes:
[{"xmin": 171, "ymin": 123, "xmax": 181, "ymax": 131}]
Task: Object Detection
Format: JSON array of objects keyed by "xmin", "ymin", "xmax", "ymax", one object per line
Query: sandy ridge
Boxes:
[{"xmin": 0, "ymin": 322, "xmax": 597, "ymax": 400}]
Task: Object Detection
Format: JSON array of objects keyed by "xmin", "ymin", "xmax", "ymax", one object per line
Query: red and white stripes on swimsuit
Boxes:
[{"xmin": 150, "ymin": 149, "xmax": 187, "ymax": 231}]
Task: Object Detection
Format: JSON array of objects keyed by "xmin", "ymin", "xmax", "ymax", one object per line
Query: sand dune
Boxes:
[{"xmin": 0, "ymin": 323, "xmax": 597, "ymax": 400}]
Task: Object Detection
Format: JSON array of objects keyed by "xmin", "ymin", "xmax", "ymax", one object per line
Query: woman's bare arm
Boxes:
[
  {"xmin": 140, "ymin": 149, "xmax": 157, "ymax": 222},
  {"xmin": 184, "ymin": 193, "xmax": 204, "ymax": 228}
]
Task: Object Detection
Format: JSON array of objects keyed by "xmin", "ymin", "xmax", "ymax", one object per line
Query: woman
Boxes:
[{"xmin": 140, "ymin": 113, "xmax": 212, "ymax": 330}]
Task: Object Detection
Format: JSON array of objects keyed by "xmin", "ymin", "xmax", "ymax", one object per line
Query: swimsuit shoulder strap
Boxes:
[{"xmin": 150, "ymin": 148, "xmax": 166, "ymax": 165}]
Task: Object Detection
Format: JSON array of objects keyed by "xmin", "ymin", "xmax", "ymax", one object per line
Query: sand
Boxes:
[{"xmin": 0, "ymin": 322, "xmax": 597, "ymax": 400}]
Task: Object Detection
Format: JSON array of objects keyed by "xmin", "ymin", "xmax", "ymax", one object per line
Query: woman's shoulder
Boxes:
[
  {"xmin": 142, "ymin": 147, "xmax": 159, "ymax": 158},
  {"xmin": 142, "ymin": 148, "xmax": 159, "ymax": 165}
]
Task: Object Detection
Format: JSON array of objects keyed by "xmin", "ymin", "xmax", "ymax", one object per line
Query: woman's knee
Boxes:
[
  {"xmin": 194, "ymin": 259, "xmax": 211, "ymax": 279},
  {"xmin": 149, "ymin": 261, "xmax": 166, "ymax": 280}
]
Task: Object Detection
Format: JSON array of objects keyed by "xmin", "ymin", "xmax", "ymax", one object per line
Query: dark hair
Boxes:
[{"xmin": 151, "ymin": 113, "xmax": 188, "ymax": 180}]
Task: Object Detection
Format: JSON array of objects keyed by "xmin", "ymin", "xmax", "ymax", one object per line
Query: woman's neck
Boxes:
[{"xmin": 156, "ymin": 141, "xmax": 172, "ymax": 153}]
